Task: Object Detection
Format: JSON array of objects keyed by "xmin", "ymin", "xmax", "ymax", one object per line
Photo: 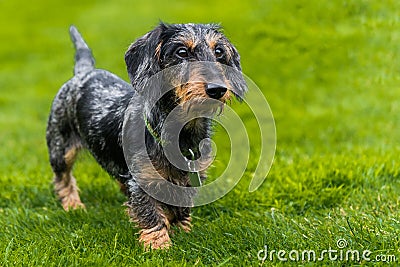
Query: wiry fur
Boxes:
[{"xmin": 46, "ymin": 23, "xmax": 246, "ymax": 249}]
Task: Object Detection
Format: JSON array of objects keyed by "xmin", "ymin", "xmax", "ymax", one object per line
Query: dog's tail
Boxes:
[{"xmin": 69, "ymin": 25, "xmax": 95, "ymax": 76}]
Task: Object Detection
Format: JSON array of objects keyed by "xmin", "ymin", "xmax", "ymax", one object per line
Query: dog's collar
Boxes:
[
  {"xmin": 143, "ymin": 114, "xmax": 202, "ymax": 186},
  {"xmin": 142, "ymin": 114, "xmax": 199, "ymax": 157},
  {"xmin": 143, "ymin": 114, "xmax": 200, "ymax": 156},
  {"xmin": 143, "ymin": 113, "xmax": 166, "ymax": 145}
]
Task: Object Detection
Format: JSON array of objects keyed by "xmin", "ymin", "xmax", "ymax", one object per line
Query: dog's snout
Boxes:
[{"xmin": 206, "ymin": 83, "xmax": 227, "ymax": 99}]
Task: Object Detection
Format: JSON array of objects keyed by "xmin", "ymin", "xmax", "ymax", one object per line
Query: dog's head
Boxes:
[{"xmin": 125, "ymin": 23, "xmax": 247, "ymax": 106}]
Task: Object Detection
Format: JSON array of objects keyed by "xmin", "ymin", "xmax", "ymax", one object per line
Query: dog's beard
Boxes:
[{"xmin": 181, "ymin": 97, "xmax": 225, "ymax": 116}]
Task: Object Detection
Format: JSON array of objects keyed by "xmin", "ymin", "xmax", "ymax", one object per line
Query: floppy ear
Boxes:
[
  {"xmin": 125, "ymin": 24, "xmax": 166, "ymax": 89},
  {"xmin": 225, "ymin": 44, "xmax": 247, "ymax": 101}
]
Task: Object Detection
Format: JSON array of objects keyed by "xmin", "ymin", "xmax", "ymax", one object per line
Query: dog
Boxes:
[{"xmin": 46, "ymin": 23, "xmax": 246, "ymax": 249}]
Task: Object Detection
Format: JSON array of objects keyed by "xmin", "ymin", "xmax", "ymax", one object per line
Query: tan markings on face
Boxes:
[
  {"xmin": 175, "ymin": 64, "xmax": 232, "ymax": 104},
  {"xmin": 205, "ymin": 31, "xmax": 222, "ymax": 50},
  {"xmin": 181, "ymin": 36, "xmax": 197, "ymax": 51},
  {"xmin": 175, "ymin": 82, "xmax": 208, "ymax": 103},
  {"xmin": 174, "ymin": 66, "xmax": 207, "ymax": 103},
  {"xmin": 206, "ymin": 38, "xmax": 217, "ymax": 50},
  {"xmin": 206, "ymin": 33, "xmax": 234, "ymax": 63}
]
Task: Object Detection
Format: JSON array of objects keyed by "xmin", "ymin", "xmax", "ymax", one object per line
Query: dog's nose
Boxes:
[{"xmin": 206, "ymin": 83, "xmax": 227, "ymax": 99}]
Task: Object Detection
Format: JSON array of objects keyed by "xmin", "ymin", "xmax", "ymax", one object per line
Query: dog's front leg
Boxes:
[
  {"xmin": 125, "ymin": 180, "xmax": 171, "ymax": 250},
  {"xmin": 175, "ymin": 207, "xmax": 192, "ymax": 232}
]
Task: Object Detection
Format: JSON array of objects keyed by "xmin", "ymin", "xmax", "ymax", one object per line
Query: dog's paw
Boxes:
[
  {"xmin": 139, "ymin": 226, "xmax": 171, "ymax": 250},
  {"xmin": 176, "ymin": 217, "xmax": 192, "ymax": 232},
  {"xmin": 61, "ymin": 194, "xmax": 86, "ymax": 211}
]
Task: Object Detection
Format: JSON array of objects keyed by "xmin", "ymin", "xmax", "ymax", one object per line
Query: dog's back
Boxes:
[{"xmin": 46, "ymin": 27, "xmax": 134, "ymax": 211}]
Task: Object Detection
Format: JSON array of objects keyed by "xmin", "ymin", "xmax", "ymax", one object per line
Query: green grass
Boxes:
[{"xmin": 1, "ymin": 0, "xmax": 400, "ymax": 266}]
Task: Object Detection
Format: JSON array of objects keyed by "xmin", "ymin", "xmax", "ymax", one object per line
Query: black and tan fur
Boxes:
[{"xmin": 46, "ymin": 23, "xmax": 246, "ymax": 249}]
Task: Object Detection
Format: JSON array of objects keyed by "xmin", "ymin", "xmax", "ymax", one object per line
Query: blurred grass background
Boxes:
[{"xmin": 1, "ymin": 0, "xmax": 400, "ymax": 266}]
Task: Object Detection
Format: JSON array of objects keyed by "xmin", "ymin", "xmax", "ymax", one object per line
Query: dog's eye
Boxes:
[
  {"xmin": 175, "ymin": 47, "xmax": 189, "ymax": 59},
  {"xmin": 214, "ymin": 46, "xmax": 225, "ymax": 59}
]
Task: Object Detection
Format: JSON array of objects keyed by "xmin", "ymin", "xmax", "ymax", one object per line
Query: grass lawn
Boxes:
[{"xmin": 1, "ymin": 0, "xmax": 400, "ymax": 266}]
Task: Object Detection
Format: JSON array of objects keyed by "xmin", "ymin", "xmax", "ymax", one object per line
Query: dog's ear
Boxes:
[
  {"xmin": 225, "ymin": 43, "xmax": 247, "ymax": 101},
  {"xmin": 125, "ymin": 24, "xmax": 167, "ymax": 88}
]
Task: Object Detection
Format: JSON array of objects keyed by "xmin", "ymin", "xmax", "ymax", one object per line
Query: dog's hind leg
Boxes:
[
  {"xmin": 50, "ymin": 143, "xmax": 84, "ymax": 211},
  {"xmin": 46, "ymin": 96, "xmax": 85, "ymax": 211},
  {"xmin": 54, "ymin": 145, "xmax": 84, "ymax": 211}
]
